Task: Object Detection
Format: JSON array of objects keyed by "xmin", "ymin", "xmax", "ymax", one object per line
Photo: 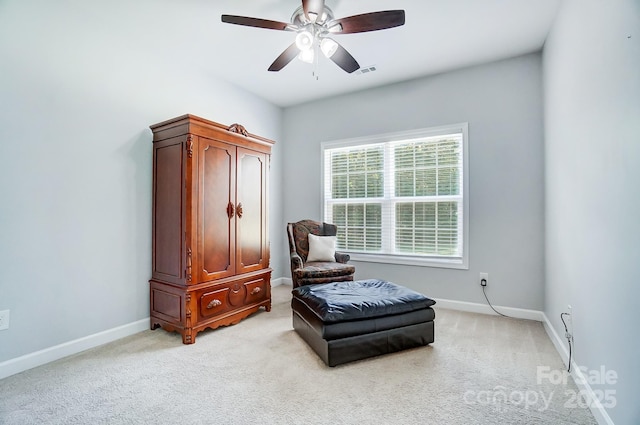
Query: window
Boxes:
[{"xmin": 322, "ymin": 124, "xmax": 468, "ymax": 269}]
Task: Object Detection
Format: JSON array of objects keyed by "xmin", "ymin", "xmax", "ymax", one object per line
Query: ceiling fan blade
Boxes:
[
  {"xmin": 221, "ymin": 15, "xmax": 293, "ymax": 31},
  {"xmin": 268, "ymin": 43, "xmax": 300, "ymax": 72},
  {"xmin": 302, "ymin": 0, "xmax": 325, "ymax": 22},
  {"xmin": 329, "ymin": 10, "xmax": 405, "ymax": 34},
  {"xmin": 329, "ymin": 43, "xmax": 360, "ymax": 74}
]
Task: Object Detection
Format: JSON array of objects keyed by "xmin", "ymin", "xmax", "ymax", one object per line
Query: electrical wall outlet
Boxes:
[
  {"xmin": 479, "ymin": 272, "xmax": 488, "ymax": 287},
  {"xmin": 0, "ymin": 310, "xmax": 10, "ymax": 331}
]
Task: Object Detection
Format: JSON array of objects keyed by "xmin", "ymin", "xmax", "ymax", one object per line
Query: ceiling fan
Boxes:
[{"xmin": 221, "ymin": 0, "xmax": 405, "ymax": 74}]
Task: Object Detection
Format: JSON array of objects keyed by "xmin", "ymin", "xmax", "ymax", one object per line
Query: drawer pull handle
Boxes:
[
  {"xmin": 207, "ymin": 299, "xmax": 222, "ymax": 309},
  {"xmin": 236, "ymin": 203, "xmax": 243, "ymax": 218},
  {"xmin": 250, "ymin": 287, "xmax": 261, "ymax": 295}
]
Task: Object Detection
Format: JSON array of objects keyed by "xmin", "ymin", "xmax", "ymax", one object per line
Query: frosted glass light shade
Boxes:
[
  {"xmin": 320, "ymin": 38, "xmax": 338, "ymax": 58},
  {"xmin": 295, "ymin": 31, "xmax": 314, "ymax": 51},
  {"xmin": 298, "ymin": 48, "xmax": 315, "ymax": 63}
]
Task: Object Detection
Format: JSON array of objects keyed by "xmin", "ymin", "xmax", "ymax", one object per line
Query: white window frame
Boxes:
[{"xmin": 321, "ymin": 123, "xmax": 469, "ymax": 269}]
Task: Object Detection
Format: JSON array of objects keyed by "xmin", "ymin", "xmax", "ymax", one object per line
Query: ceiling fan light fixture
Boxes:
[
  {"xmin": 320, "ymin": 38, "xmax": 338, "ymax": 58},
  {"xmin": 221, "ymin": 3, "xmax": 405, "ymax": 74},
  {"xmin": 297, "ymin": 48, "xmax": 315, "ymax": 63},
  {"xmin": 295, "ymin": 30, "xmax": 314, "ymax": 50}
]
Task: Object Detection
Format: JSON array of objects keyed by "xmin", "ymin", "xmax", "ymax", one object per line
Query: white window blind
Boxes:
[{"xmin": 322, "ymin": 124, "xmax": 468, "ymax": 268}]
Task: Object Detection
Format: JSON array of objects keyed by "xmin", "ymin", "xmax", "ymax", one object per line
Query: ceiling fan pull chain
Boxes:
[{"xmin": 313, "ymin": 42, "xmax": 320, "ymax": 80}]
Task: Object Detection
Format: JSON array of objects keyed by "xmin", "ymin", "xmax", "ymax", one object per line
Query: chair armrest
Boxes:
[
  {"xmin": 290, "ymin": 252, "xmax": 304, "ymax": 270},
  {"xmin": 335, "ymin": 252, "xmax": 350, "ymax": 263}
]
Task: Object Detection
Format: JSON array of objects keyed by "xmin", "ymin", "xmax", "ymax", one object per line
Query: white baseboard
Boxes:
[
  {"xmin": 542, "ymin": 314, "xmax": 614, "ymax": 425},
  {"xmin": 0, "ymin": 318, "xmax": 149, "ymax": 380},
  {"xmin": 433, "ymin": 300, "xmax": 613, "ymax": 425},
  {"xmin": 271, "ymin": 277, "xmax": 290, "ymax": 287},
  {"xmin": 432, "ymin": 297, "xmax": 545, "ymax": 321},
  {"xmin": 1, "ymin": 278, "xmax": 292, "ymax": 380},
  {"xmin": 0, "ymin": 283, "xmax": 615, "ymax": 425},
  {"xmin": 279, "ymin": 280, "xmax": 543, "ymax": 323}
]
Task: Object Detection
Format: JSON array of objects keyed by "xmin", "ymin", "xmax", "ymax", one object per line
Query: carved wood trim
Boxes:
[
  {"xmin": 185, "ymin": 293, "xmax": 193, "ymax": 343},
  {"xmin": 186, "ymin": 135, "xmax": 194, "ymax": 158},
  {"xmin": 228, "ymin": 123, "xmax": 248, "ymax": 137},
  {"xmin": 186, "ymin": 247, "xmax": 192, "ymax": 283}
]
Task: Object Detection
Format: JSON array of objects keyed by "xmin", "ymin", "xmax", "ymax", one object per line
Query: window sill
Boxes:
[{"xmin": 345, "ymin": 252, "xmax": 468, "ymax": 270}]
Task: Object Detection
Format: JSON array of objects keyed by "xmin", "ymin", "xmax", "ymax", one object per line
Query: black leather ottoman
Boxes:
[{"xmin": 291, "ymin": 279, "xmax": 436, "ymax": 367}]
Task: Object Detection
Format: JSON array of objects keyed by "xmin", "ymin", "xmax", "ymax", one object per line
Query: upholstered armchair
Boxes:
[{"xmin": 287, "ymin": 219, "xmax": 355, "ymax": 288}]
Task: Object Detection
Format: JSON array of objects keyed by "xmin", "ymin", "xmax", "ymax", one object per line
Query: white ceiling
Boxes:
[
  {"xmin": 207, "ymin": 0, "xmax": 560, "ymax": 107},
  {"xmin": 33, "ymin": 0, "xmax": 558, "ymax": 108}
]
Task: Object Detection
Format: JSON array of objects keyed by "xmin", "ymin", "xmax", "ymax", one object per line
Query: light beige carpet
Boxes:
[{"xmin": 0, "ymin": 285, "xmax": 596, "ymax": 424}]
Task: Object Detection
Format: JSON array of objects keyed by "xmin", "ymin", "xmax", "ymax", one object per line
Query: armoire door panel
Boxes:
[
  {"xmin": 153, "ymin": 141, "xmax": 185, "ymax": 283},
  {"xmin": 199, "ymin": 139, "xmax": 236, "ymax": 281},
  {"xmin": 236, "ymin": 148, "xmax": 266, "ymax": 274}
]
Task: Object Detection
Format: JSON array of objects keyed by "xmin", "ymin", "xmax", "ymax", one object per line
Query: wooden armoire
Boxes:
[{"xmin": 149, "ymin": 114, "xmax": 273, "ymax": 344}]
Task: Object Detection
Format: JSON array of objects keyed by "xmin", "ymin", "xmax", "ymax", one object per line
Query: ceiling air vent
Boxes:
[{"xmin": 356, "ymin": 65, "xmax": 377, "ymax": 75}]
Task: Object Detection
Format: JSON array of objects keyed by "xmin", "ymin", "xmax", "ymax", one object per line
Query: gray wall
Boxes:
[
  {"xmin": 543, "ymin": 0, "xmax": 640, "ymax": 423},
  {"xmin": 282, "ymin": 54, "xmax": 545, "ymax": 310},
  {"xmin": 0, "ymin": 1, "xmax": 283, "ymax": 362}
]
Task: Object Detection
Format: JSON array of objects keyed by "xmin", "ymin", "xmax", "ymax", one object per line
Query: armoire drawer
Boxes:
[
  {"xmin": 244, "ymin": 278, "xmax": 268, "ymax": 304},
  {"xmin": 199, "ymin": 287, "xmax": 231, "ymax": 318}
]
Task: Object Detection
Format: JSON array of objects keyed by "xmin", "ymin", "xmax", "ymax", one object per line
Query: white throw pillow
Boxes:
[{"xmin": 306, "ymin": 234, "xmax": 336, "ymax": 262}]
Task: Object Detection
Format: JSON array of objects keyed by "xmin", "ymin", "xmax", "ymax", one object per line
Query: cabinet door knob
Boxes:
[
  {"xmin": 250, "ymin": 287, "xmax": 261, "ymax": 295},
  {"xmin": 207, "ymin": 299, "xmax": 223, "ymax": 309},
  {"xmin": 227, "ymin": 202, "xmax": 235, "ymax": 219},
  {"xmin": 236, "ymin": 203, "xmax": 243, "ymax": 218}
]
